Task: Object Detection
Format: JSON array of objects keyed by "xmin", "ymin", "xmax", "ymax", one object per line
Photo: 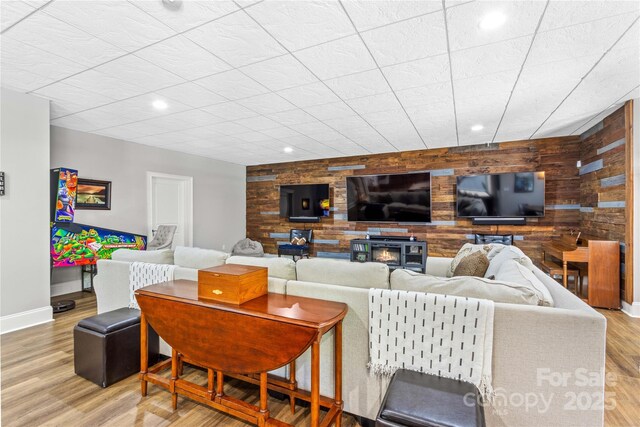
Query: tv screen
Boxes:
[
  {"xmin": 347, "ymin": 172, "xmax": 432, "ymax": 222},
  {"xmin": 51, "ymin": 223, "xmax": 147, "ymax": 268},
  {"xmin": 456, "ymin": 172, "xmax": 545, "ymax": 218},
  {"xmin": 279, "ymin": 184, "xmax": 330, "ymax": 219}
]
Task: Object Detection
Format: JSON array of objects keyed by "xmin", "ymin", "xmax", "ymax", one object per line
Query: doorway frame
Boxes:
[{"xmin": 146, "ymin": 171, "xmax": 194, "ymax": 248}]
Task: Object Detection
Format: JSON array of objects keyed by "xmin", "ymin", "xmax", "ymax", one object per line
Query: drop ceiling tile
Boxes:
[
  {"xmin": 44, "ymin": 0, "xmax": 176, "ymax": 52},
  {"xmin": 232, "ymin": 116, "xmax": 281, "ymax": 132},
  {"xmin": 341, "ymin": 1, "xmax": 442, "ymax": 32},
  {"xmin": 0, "ymin": 64, "xmax": 54, "ymax": 92},
  {"xmin": 347, "ymin": 92, "xmax": 402, "ymax": 115},
  {"xmin": 1, "ymin": 0, "xmax": 35, "ymax": 31},
  {"xmin": 277, "ymin": 82, "xmax": 341, "ymax": 107},
  {"xmin": 289, "ymin": 121, "xmax": 333, "ymax": 136},
  {"xmin": 61, "ymin": 69, "xmax": 147, "ymax": 101},
  {"xmin": 92, "ymin": 93, "xmax": 191, "ymax": 125},
  {"xmin": 157, "ymin": 83, "xmax": 228, "ymax": 109},
  {"xmin": 209, "ymin": 121, "xmax": 251, "ymax": 135},
  {"xmin": 303, "ymin": 101, "xmax": 356, "ymax": 120},
  {"xmin": 194, "ymin": 69, "xmax": 270, "ymax": 100},
  {"xmin": 95, "ymin": 56, "xmax": 185, "ymax": 93},
  {"xmin": 49, "ymin": 99, "xmax": 90, "ymax": 119},
  {"xmin": 51, "ymin": 115, "xmax": 102, "ymax": 133},
  {"xmin": 394, "ymin": 81, "xmax": 452, "ymax": 108},
  {"xmin": 181, "ymin": 125, "xmax": 228, "ymax": 140},
  {"xmin": 324, "ymin": 69, "xmax": 390, "ymax": 100},
  {"xmin": 237, "ymin": 93, "xmax": 296, "ymax": 114},
  {"xmin": 406, "ymin": 103, "xmax": 458, "ymax": 148},
  {"xmin": 306, "ymin": 130, "xmax": 347, "ymax": 143},
  {"xmin": 247, "ymin": 0, "xmax": 354, "ymax": 51},
  {"xmin": 165, "ymin": 109, "xmax": 224, "ymax": 128},
  {"xmin": 132, "ymin": 0, "xmax": 239, "ymax": 33},
  {"xmin": 33, "ymin": 81, "xmax": 116, "ymax": 114},
  {"xmin": 539, "ymin": 1, "xmax": 640, "ymax": 32},
  {"xmin": 235, "ymin": 131, "xmax": 272, "ymax": 143},
  {"xmin": 134, "ymin": 36, "xmax": 231, "ymax": 81},
  {"xmin": 94, "ymin": 126, "xmax": 148, "ymax": 141},
  {"xmin": 295, "ymin": 35, "xmax": 376, "ymax": 80},
  {"xmin": 68, "ymin": 108, "xmax": 131, "ymax": 130},
  {"xmin": 361, "ymin": 12, "xmax": 447, "ymax": 67},
  {"xmin": 453, "ymin": 70, "xmax": 518, "ymax": 101},
  {"xmin": 240, "ymin": 54, "xmax": 318, "ymax": 91},
  {"xmin": 450, "ymin": 36, "xmax": 532, "ymax": 80},
  {"xmin": 185, "ymin": 11, "xmax": 286, "ymax": 67},
  {"xmin": 266, "ymin": 109, "xmax": 317, "ymax": 126},
  {"xmin": 201, "ymin": 101, "xmax": 260, "ymax": 121},
  {"xmin": 446, "ymin": 1, "xmax": 545, "ymax": 51},
  {"xmin": 382, "ymin": 54, "xmax": 450, "ymax": 91},
  {"xmin": 261, "ymin": 127, "xmax": 302, "ymax": 139}
]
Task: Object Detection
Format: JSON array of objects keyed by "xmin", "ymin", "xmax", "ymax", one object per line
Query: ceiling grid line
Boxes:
[{"xmin": 440, "ymin": 0, "xmax": 460, "ymax": 146}]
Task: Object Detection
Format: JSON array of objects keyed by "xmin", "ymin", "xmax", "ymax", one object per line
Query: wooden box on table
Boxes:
[{"xmin": 198, "ymin": 264, "xmax": 267, "ymax": 305}]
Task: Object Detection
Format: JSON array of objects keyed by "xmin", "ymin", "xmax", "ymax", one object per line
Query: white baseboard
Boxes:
[
  {"xmin": 0, "ymin": 305, "xmax": 53, "ymax": 334},
  {"xmin": 621, "ymin": 301, "xmax": 640, "ymax": 318},
  {"xmin": 51, "ymin": 279, "xmax": 81, "ymax": 297}
]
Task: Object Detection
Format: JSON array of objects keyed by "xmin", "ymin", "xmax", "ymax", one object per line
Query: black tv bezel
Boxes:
[
  {"xmin": 346, "ymin": 171, "xmax": 433, "ymax": 223},
  {"xmin": 455, "ymin": 171, "xmax": 546, "ymax": 218},
  {"xmin": 279, "ymin": 183, "xmax": 330, "ymax": 220}
]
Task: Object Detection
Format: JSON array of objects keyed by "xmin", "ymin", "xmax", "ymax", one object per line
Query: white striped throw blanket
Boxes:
[
  {"xmin": 129, "ymin": 262, "xmax": 176, "ymax": 310},
  {"xmin": 368, "ymin": 289, "xmax": 495, "ymax": 400}
]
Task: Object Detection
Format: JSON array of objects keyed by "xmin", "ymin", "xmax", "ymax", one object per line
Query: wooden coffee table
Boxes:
[{"xmin": 136, "ymin": 280, "xmax": 348, "ymax": 427}]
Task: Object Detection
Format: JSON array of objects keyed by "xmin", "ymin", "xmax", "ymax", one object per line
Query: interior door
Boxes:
[{"xmin": 148, "ymin": 173, "xmax": 193, "ymax": 249}]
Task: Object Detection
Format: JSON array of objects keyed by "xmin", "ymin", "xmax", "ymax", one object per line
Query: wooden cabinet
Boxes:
[{"xmin": 198, "ymin": 264, "xmax": 267, "ymax": 305}]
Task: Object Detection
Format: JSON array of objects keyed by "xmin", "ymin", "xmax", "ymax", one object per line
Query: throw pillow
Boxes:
[
  {"xmin": 453, "ymin": 250, "xmax": 490, "ymax": 277},
  {"xmin": 447, "ymin": 243, "xmax": 504, "ymax": 277}
]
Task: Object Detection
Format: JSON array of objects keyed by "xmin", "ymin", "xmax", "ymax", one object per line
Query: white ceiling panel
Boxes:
[
  {"xmin": 446, "ymin": 1, "xmax": 545, "ymax": 51},
  {"xmin": 360, "ymin": 11, "xmax": 448, "ymax": 67},
  {"xmin": 341, "ymin": 1, "xmax": 442, "ymax": 32},
  {"xmin": 43, "ymin": 0, "xmax": 175, "ymax": 52},
  {"xmin": 132, "ymin": 0, "xmax": 239, "ymax": 33},
  {"xmin": 134, "ymin": 36, "xmax": 231, "ymax": 81},
  {"xmin": 185, "ymin": 11, "xmax": 286, "ymax": 67},
  {"xmin": 294, "ymin": 35, "xmax": 377, "ymax": 80},
  {"xmin": 2, "ymin": 0, "xmax": 637, "ymax": 165},
  {"xmin": 247, "ymin": 0, "xmax": 354, "ymax": 51}
]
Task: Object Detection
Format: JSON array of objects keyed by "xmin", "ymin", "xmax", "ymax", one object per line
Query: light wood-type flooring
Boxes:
[{"xmin": 1, "ymin": 292, "xmax": 639, "ymax": 426}]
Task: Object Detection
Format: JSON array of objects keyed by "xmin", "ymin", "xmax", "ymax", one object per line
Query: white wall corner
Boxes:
[
  {"xmin": 51, "ymin": 280, "xmax": 82, "ymax": 297},
  {"xmin": 0, "ymin": 306, "xmax": 53, "ymax": 334},
  {"xmin": 621, "ymin": 301, "xmax": 640, "ymax": 318}
]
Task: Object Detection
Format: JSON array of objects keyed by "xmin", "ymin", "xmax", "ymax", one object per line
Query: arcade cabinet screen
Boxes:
[{"xmin": 51, "ymin": 224, "xmax": 147, "ymax": 268}]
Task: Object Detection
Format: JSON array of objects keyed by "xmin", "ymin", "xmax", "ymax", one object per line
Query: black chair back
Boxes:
[{"xmin": 289, "ymin": 229, "xmax": 313, "ymax": 243}]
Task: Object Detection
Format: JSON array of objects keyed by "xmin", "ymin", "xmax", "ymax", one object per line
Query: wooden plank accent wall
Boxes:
[
  {"xmin": 579, "ymin": 102, "xmax": 633, "ymax": 302},
  {"xmin": 247, "ymin": 137, "xmax": 581, "ymax": 266}
]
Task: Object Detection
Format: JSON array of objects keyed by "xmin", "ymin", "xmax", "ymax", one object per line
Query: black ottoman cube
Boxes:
[
  {"xmin": 74, "ymin": 308, "xmax": 159, "ymax": 388},
  {"xmin": 376, "ymin": 369, "xmax": 485, "ymax": 427}
]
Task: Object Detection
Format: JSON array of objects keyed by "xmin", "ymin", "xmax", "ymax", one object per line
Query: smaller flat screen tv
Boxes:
[
  {"xmin": 346, "ymin": 172, "xmax": 432, "ymax": 222},
  {"xmin": 280, "ymin": 184, "xmax": 330, "ymax": 219},
  {"xmin": 51, "ymin": 223, "xmax": 147, "ymax": 268},
  {"xmin": 456, "ymin": 172, "xmax": 545, "ymax": 218}
]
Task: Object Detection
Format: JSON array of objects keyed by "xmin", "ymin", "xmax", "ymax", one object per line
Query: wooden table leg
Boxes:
[
  {"xmin": 311, "ymin": 337, "xmax": 320, "ymax": 427},
  {"xmin": 171, "ymin": 348, "xmax": 179, "ymax": 410},
  {"xmin": 335, "ymin": 321, "xmax": 343, "ymax": 427},
  {"xmin": 207, "ymin": 369, "xmax": 215, "ymax": 400},
  {"xmin": 216, "ymin": 371, "xmax": 224, "ymax": 399},
  {"xmin": 563, "ymin": 261, "xmax": 568, "ymax": 288},
  {"xmin": 289, "ymin": 360, "xmax": 296, "ymax": 414},
  {"xmin": 140, "ymin": 312, "xmax": 148, "ymax": 397}
]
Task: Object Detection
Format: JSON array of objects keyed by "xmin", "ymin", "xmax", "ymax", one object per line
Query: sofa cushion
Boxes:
[
  {"xmin": 495, "ymin": 259, "xmax": 554, "ymax": 306},
  {"xmin": 391, "ymin": 269, "xmax": 542, "ymax": 306},
  {"xmin": 446, "ymin": 243, "xmax": 504, "ymax": 277},
  {"xmin": 111, "ymin": 248, "xmax": 173, "ymax": 265},
  {"xmin": 484, "ymin": 245, "xmax": 535, "ymax": 278},
  {"xmin": 173, "ymin": 246, "xmax": 229, "ymax": 269},
  {"xmin": 295, "ymin": 258, "xmax": 390, "ymax": 289},
  {"xmin": 226, "ymin": 255, "xmax": 296, "ymax": 280},
  {"xmin": 453, "ymin": 251, "xmax": 489, "ymax": 277}
]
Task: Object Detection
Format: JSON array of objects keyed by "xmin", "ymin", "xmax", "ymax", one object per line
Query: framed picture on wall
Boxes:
[{"xmin": 76, "ymin": 179, "xmax": 111, "ymax": 210}]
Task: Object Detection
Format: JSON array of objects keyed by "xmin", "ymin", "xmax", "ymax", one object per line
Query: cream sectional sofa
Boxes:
[{"xmin": 93, "ymin": 246, "xmax": 606, "ymax": 427}]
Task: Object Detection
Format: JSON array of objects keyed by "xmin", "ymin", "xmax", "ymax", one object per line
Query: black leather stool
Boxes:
[
  {"xmin": 74, "ymin": 307, "xmax": 159, "ymax": 387},
  {"xmin": 376, "ymin": 370, "xmax": 486, "ymax": 427}
]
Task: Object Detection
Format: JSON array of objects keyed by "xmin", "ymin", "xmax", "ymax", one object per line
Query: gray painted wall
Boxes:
[
  {"xmin": 50, "ymin": 126, "xmax": 246, "ymax": 292},
  {"xmin": 0, "ymin": 89, "xmax": 52, "ymax": 330}
]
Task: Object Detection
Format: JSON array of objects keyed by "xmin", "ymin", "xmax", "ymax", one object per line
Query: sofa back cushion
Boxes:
[
  {"xmin": 446, "ymin": 243, "xmax": 505, "ymax": 277},
  {"xmin": 390, "ymin": 269, "xmax": 544, "ymax": 306},
  {"xmin": 111, "ymin": 248, "xmax": 174, "ymax": 265},
  {"xmin": 494, "ymin": 259, "xmax": 554, "ymax": 306},
  {"xmin": 296, "ymin": 258, "xmax": 390, "ymax": 289},
  {"xmin": 485, "ymin": 245, "xmax": 535, "ymax": 278},
  {"xmin": 173, "ymin": 246, "xmax": 229, "ymax": 269},
  {"xmin": 226, "ymin": 255, "xmax": 296, "ymax": 280}
]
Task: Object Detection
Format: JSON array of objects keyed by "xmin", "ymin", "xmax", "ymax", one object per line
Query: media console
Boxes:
[{"xmin": 350, "ymin": 238, "xmax": 427, "ymax": 273}]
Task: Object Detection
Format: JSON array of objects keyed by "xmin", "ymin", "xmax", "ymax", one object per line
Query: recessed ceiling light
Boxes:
[
  {"xmin": 479, "ymin": 11, "xmax": 507, "ymax": 31},
  {"xmin": 471, "ymin": 124, "xmax": 484, "ymax": 131},
  {"xmin": 284, "ymin": 147, "xmax": 293, "ymax": 153},
  {"xmin": 152, "ymin": 100, "xmax": 168, "ymax": 110}
]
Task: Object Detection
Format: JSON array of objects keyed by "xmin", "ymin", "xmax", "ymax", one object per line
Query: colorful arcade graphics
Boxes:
[
  {"xmin": 51, "ymin": 223, "xmax": 147, "ymax": 268},
  {"xmin": 51, "ymin": 168, "xmax": 78, "ymax": 222}
]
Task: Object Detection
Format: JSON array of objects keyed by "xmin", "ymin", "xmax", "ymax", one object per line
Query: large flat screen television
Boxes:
[
  {"xmin": 280, "ymin": 184, "xmax": 330, "ymax": 219},
  {"xmin": 456, "ymin": 171, "xmax": 545, "ymax": 218},
  {"xmin": 347, "ymin": 172, "xmax": 432, "ymax": 222}
]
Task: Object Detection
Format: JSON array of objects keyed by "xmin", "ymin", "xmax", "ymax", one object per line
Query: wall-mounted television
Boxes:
[
  {"xmin": 347, "ymin": 172, "xmax": 432, "ymax": 222},
  {"xmin": 279, "ymin": 184, "xmax": 330, "ymax": 221},
  {"xmin": 456, "ymin": 172, "xmax": 545, "ymax": 218}
]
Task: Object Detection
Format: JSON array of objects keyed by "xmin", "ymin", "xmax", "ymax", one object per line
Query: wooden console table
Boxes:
[{"xmin": 135, "ymin": 280, "xmax": 348, "ymax": 427}]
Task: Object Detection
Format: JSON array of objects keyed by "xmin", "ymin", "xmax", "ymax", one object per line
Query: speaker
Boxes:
[{"xmin": 471, "ymin": 217, "xmax": 526, "ymax": 226}]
